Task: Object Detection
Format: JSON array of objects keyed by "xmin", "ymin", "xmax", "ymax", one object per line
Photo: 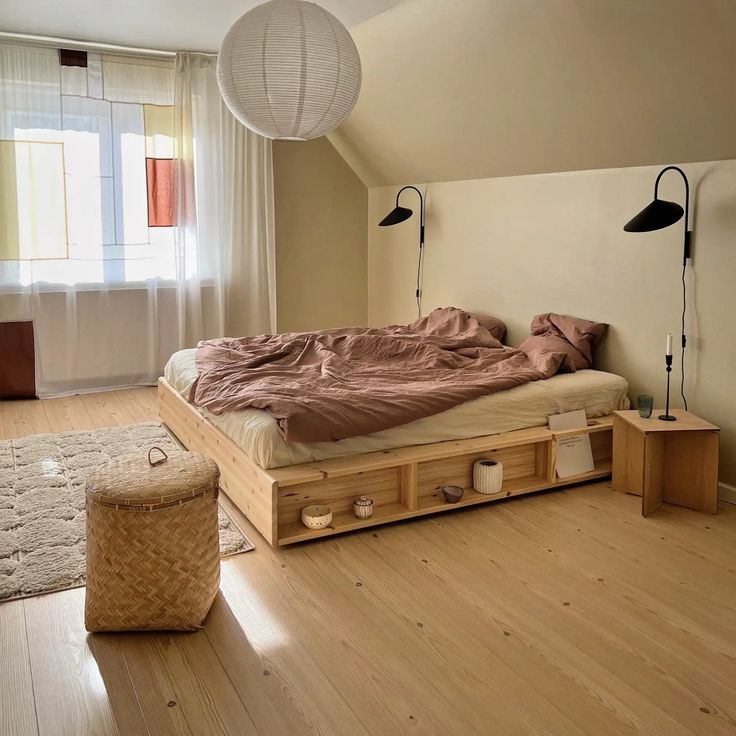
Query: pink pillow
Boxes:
[
  {"xmin": 413, "ymin": 307, "xmax": 507, "ymax": 343},
  {"xmin": 520, "ymin": 313, "xmax": 607, "ymax": 370},
  {"xmin": 517, "ymin": 334, "xmax": 583, "ymax": 372},
  {"xmin": 407, "ymin": 307, "xmax": 503, "ymax": 347},
  {"xmin": 469, "ymin": 312, "xmax": 507, "ymax": 343}
]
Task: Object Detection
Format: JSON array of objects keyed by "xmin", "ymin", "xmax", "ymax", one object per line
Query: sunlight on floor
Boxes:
[{"xmin": 219, "ymin": 561, "xmax": 289, "ymax": 651}]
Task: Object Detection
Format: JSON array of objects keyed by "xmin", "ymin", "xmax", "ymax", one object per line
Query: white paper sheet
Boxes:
[{"xmin": 548, "ymin": 410, "xmax": 595, "ymax": 479}]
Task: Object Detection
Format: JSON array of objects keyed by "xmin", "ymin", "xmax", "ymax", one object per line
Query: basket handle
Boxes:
[{"xmin": 148, "ymin": 446, "xmax": 168, "ymax": 467}]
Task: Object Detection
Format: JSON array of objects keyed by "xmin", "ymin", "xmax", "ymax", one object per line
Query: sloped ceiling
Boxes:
[{"xmin": 330, "ymin": 0, "xmax": 736, "ymax": 186}]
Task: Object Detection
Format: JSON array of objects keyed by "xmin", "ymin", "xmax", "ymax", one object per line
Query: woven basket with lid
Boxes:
[{"xmin": 85, "ymin": 446, "xmax": 221, "ymax": 632}]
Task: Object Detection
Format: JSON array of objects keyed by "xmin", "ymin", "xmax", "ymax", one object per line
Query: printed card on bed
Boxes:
[{"xmin": 547, "ymin": 410, "xmax": 594, "ymax": 479}]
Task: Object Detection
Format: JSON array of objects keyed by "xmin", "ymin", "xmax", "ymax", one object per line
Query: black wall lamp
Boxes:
[
  {"xmin": 378, "ymin": 185, "xmax": 425, "ymax": 318},
  {"xmin": 624, "ymin": 165, "xmax": 692, "ymax": 420}
]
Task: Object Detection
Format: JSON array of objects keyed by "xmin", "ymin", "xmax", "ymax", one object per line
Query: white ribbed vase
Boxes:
[
  {"xmin": 217, "ymin": 0, "xmax": 362, "ymax": 140},
  {"xmin": 473, "ymin": 460, "xmax": 503, "ymax": 495}
]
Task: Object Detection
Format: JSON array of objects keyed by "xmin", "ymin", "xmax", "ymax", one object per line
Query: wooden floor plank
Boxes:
[
  {"xmin": 383, "ymin": 512, "xmax": 715, "ymax": 736},
  {"xmin": 215, "ymin": 551, "xmax": 376, "ymax": 736},
  {"xmin": 506, "ymin": 491, "xmax": 736, "ymax": 648},
  {"xmin": 119, "ymin": 628, "xmax": 260, "ymax": 736},
  {"xmin": 524, "ymin": 488, "xmax": 736, "ymax": 609},
  {"xmin": 318, "ymin": 533, "xmax": 636, "ymax": 736},
  {"xmin": 0, "ymin": 600, "xmax": 38, "ymax": 736},
  {"xmin": 0, "ymin": 399, "xmax": 50, "ymax": 439},
  {"xmin": 489, "ymin": 497, "xmax": 736, "ymax": 724},
  {"xmin": 23, "ymin": 589, "xmax": 129, "ymax": 736},
  {"xmin": 567, "ymin": 483, "xmax": 736, "ymax": 566},
  {"xmin": 206, "ymin": 505, "xmax": 371, "ymax": 736},
  {"xmin": 86, "ymin": 635, "xmax": 151, "ymax": 736},
  {"xmin": 113, "ymin": 388, "xmax": 159, "ymax": 424},
  {"xmin": 296, "ymin": 537, "xmax": 585, "ymax": 736},
  {"xmin": 454, "ymin": 495, "xmax": 736, "ymax": 733},
  {"xmin": 41, "ymin": 395, "xmax": 94, "ymax": 434},
  {"xmin": 79, "ymin": 391, "xmax": 138, "ymax": 429},
  {"xmin": 202, "ymin": 590, "xmax": 330, "ymax": 736},
  {"xmin": 227, "ymin": 528, "xmax": 546, "ymax": 735}
]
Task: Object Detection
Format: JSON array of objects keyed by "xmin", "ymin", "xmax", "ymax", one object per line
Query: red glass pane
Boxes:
[{"xmin": 146, "ymin": 158, "xmax": 174, "ymax": 227}]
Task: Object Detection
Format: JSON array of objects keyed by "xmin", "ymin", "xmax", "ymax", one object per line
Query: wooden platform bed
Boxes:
[{"xmin": 158, "ymin": 377, "xmax": 614, "ymax": 547}]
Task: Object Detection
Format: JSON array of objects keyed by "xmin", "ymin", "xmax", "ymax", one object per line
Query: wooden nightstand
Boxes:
[{"xmin": 612, "ymin": 410, "xmax": 719, "ymax": 516}]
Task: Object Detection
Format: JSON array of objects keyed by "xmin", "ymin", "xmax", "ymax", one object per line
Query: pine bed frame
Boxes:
[{"xmin": 158, "ymin": 377, "xmax": 614, "ymax": 546}]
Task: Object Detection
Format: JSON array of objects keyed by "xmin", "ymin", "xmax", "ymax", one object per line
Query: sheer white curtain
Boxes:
[
  {"xmin": 172, "ymin": 53, "xmax": 276, "ymax": 343},
  {"xmin": 0, "ymin": 42, "xmax": 275, "ymax": 396}
]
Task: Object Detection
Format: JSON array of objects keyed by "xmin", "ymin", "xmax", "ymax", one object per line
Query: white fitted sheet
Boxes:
[{"xmin": 165, "ymin": 349, "xmax": 630, "ymax": 469}]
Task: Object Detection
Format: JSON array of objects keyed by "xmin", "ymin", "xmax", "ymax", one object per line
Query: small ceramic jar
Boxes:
[{"xmin": 353, "ymin": 495, "xmax": 374, "ymax": 519}]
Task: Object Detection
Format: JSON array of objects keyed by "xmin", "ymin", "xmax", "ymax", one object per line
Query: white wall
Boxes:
[{"xmin": 368, "ymin": 160, "xmax": 736, "ymax": 486}]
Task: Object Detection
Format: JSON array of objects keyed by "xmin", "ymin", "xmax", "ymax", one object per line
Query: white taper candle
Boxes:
[{"xmin": 666, "ymin": 333, "xmax": 673, "ymax": 356}]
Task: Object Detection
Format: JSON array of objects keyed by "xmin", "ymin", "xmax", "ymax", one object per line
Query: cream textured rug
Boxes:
[{"xmin": 0, "ymin": 422, "xmax": 253, "ymax": 602}]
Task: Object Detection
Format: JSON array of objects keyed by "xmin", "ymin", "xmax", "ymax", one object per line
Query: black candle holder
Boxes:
[{"xmin": 659, "ymin": 354, "xmax": 677, "ymax": 421}]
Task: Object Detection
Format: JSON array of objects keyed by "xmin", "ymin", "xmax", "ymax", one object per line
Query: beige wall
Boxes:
[
  {"xmin": 333, "ymin": 0, "xmax": 736, "ymax": 186},
  {"xmin": 368, "ymin": 160, "xmax": 736, "ymax": 487},
  {"xmin": 273, "ymin": 137, "xmax": 368, "ymax": 332}
]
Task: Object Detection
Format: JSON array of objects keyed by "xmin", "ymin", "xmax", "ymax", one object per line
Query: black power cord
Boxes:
[
  {"xmin": 680, "ymin": 261, "xmax": 688, "ymax": 410},
  {"xmin": 415, "ymin": 243, "xmax": 424, "ymax": 319}
]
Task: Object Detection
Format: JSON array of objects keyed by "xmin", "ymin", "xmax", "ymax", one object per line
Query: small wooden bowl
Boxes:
[
  {"xmin": 441, "ymin": 485, "xmax": 464, "ymax": 504},
  {"xmin": 301, "ymin": 504, "xmax": 333, "ymax": 530}
]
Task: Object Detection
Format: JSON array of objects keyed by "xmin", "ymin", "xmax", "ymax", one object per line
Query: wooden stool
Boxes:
[{"xmin": 612, "ymin": 410, "xmax": 719, "ymax": 516}]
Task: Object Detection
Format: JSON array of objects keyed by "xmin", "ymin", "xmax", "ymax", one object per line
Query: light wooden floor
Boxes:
[{"xmin": 2, "ymin": 388, "xmax": 736, "ymax": 736}]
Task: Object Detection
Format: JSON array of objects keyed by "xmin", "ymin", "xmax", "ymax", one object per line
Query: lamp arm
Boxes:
[
  {"xmin": 396, "ymin": 185, "xmax": 425, "ymax": 318},
  {"xmin": 653, "ymin": 166, "xmax": 690, "ymax": 265},
  {"xmin": 396, "ymin": 185, "xmax": 425, "ymax": 246},
  {"xmin": 654, "ymin": 166, "xmax": 691, "ymax": 411}
]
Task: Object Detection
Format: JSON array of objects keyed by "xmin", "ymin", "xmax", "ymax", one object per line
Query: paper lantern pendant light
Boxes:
[{"xmin": 216, "ymin": 0, "xmax": 362, "ymax": 141}]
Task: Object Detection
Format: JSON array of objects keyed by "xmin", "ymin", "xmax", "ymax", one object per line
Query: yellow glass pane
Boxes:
[
  {"xmin": 144, "ymin": 104, "xmax": 174, "ymax": 158},
  {"xmin": 0, "ymin": 141, "xmax": 20, "ymax": 260},
  {"xmin": 0, "ymin": 140, "xmax": 67, "ymax": 261}
]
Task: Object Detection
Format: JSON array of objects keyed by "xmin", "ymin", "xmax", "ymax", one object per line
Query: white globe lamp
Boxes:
[{"xmin": 216, "ymin": 0, "xmax": 362, "ymax": 140}]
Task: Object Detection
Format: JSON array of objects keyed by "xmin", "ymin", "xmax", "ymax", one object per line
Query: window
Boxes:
[{"xmin": 0, "ymin": 44, "xmax": 178, "ymax": 288}]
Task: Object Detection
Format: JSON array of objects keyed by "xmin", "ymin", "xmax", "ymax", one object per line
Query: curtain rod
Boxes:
[{"xmin": 0, "ymin": 31, "xmax": 217, "ymax": 59}]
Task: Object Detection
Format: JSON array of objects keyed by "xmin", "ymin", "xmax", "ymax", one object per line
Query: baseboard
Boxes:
[{"xmin": 718, "ymin": 482, "xmax": 736, "ymax": 505}]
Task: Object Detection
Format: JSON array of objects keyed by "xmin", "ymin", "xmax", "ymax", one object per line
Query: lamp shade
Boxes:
[
  {"xmin": 623, "ymin": 198, "xmax": 684, "ymax": 233},
  {"xmin": 378, "ymin": 206, "xmax": 413, "ymax": 227},
  {"xmin": 216, "ymin": 0, "xmax": 362, "ymax": 141}
]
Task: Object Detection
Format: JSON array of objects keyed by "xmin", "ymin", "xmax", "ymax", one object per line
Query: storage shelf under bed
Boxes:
[{"xmin": 158, "ymin": 377, "xmax": 615, "ymax": 547}]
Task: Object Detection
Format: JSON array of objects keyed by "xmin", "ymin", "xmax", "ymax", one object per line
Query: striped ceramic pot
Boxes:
[
  {"xmin": 473, "ymin": 460, "xmax": 503, "ymax": 494},
  {"xmin": 353, "ymin": 496, "xmax": 374, "ymax": 519}
]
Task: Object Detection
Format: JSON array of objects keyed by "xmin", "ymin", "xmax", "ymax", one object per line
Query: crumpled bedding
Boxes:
[{"xmin": 193, "ymin": 307, "xmax": 605, "ymax": 443}]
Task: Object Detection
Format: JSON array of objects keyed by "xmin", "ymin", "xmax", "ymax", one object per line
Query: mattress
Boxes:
[{"xmin": 165, "ymin": 349, "xmax": 630, "ymax": 469}]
